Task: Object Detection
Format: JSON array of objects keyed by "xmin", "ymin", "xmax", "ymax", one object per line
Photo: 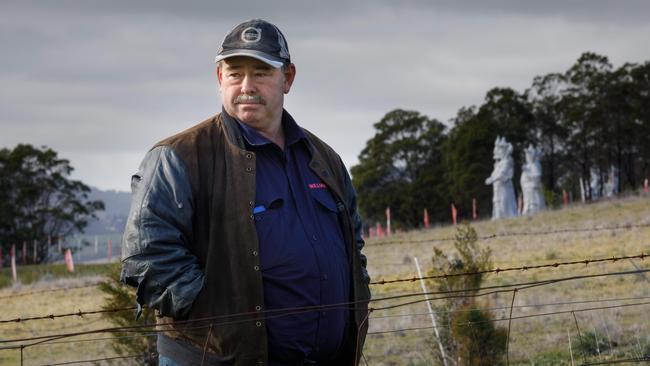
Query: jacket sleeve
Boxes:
[
  {"xmin": 120, "ymin": 146, "xmax": 204, "ymax": 319},
  {"xmin": 341, "ymin": 162, "xmax": 370, "ymax": 285}
]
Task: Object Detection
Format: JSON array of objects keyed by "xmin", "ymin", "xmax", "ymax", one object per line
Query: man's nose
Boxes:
[{"xmin": 240, "ymin": 74, "xmax": 256, "ymax": 94}]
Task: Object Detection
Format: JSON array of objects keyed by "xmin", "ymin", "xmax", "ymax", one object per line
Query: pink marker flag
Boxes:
[
  {"xmin": 64, "ymin": 248, "xmax": 75, "ymax": 272},
  {"xmin": 385, "ymin": 207, "xmax": 391, "ymax": 236},
  {"xmin": 376, "ymin": 222, "xmax": 384, "ymax": 239},
  {"xmin": 644, "ymin": 179, "xmax": 648, "ymax": 194},
  {"xmin": 11, "ymin": 244, "xmax": 17, "ymax": 282},
  {"xmin": 562, "ymin": 190, "xmax": 569, "ymax": 207},
  {"xmin": 423, "ymin": 208, "xmax": 430, "ymax": 229},
  {"xmin": 451, "ymin": 203, "xmax": 458, "ymax": 225}
]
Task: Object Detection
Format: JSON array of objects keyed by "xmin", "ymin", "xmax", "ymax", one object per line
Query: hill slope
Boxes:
[{"xmin": 84, "ymin": 187, "xmax": 131, "ymax": 235}]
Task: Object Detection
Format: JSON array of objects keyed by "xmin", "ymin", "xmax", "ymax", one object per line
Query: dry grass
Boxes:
[
  {"xmin": 363, "ymin": 195, "xmax": 650, "ymax": 365},
  {"xmin": 0, "ymin": 276, "xmax": 134, "ymax": 366},
  {"xmin": 2, "ymin": 196, "xmax": 649, "ymax": 365}
]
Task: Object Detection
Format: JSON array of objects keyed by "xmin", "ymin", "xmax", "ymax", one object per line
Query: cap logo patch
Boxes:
[{"xmin": 241, "ymin": 27, "xmax": 262, "ymax": 43}]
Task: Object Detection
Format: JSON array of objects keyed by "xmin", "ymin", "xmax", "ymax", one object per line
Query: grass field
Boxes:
[
  {"xmin": 1, "ymin": 195, "xmax": 649, "ymax": 365},
  {"xmin": 0, "ymin": 271, "xmax": 125, "ymax": 365},
  {"xmin": 363, "ymin": 195, "xmax": 650, "ymax": 365}
]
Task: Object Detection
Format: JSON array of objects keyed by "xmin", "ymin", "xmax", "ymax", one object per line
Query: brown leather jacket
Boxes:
[{"xmin": 121, "ymin": 111, "xmax": 370, "ymax": 365}]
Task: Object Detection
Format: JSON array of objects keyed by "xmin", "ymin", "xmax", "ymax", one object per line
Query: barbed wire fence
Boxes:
[{"xmin": 1, "ymin": 224, "xmax": 649, "ymax": 365}]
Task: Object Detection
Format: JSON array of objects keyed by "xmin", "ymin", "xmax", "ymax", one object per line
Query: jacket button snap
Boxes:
[
  {"xmin": 246, "ymin": 167, "xmax": 252, "ymax": 172},
  {"xmin": 246, "ymin": 153, "xmax": 252, "ymax": 159},
  {"xmin": 255, "ymin": 305, "xmax": 262, "ymax": 311},
  {"xmin": 252, "ymin": 250, "xmax": 258, "ymax": 256},
  {"xmin": 255, "ymin": 321, "xmax": 262, "ymax": 327},
  {"xmin": 254, "ymin": 265, "xmax": 260, "ymax": 271},
  {"xmin": 249, "ymin": 201, "xmax": 254, "ymax": 206}
]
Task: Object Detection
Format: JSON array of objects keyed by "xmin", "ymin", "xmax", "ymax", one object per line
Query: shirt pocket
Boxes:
[
  {"xmin": 309, "ymin": 188, "xmax": 345, "ymax": 244},
  {"xmin": 309, "ymin": 188, "xmax": 338, "ymax": 213},
  {"xmin": 253, "ymin": 198, "xmax": 283, "ymax": 225}
]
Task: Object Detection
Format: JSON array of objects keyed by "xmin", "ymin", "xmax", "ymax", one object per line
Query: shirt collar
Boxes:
[{"xmin": 224, "ymin": 107, "xmax": 306, "ymax": 148}]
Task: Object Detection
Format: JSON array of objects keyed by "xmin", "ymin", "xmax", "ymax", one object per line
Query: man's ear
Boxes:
[
  {"xmin": 216, "ymin": 65, "xmax": 223, "ymax": 85},
  {"xmin": 283, "ymin": 63, "xmax": 296, "ymax": 94}
]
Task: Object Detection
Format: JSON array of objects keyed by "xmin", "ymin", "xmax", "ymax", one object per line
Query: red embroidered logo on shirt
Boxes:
[{"xmin": 308, "ymin": 183, "xmax": 327, "ymax": 189}]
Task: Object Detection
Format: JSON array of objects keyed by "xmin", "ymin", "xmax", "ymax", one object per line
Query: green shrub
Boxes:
[
  {"xmin": 98, "ymin": 264, "xmax": 158, "ymax": 365},
  {"xmin": 429, "ymin": 224, "xmax": 507, "ymax": 366},
  {"xmin": 452, "ymin": 307, "xmax": 507, "ymax": 365},
  {"xmin": 576, "ymin": 330, "xmax": 610, "ymax": 357}
]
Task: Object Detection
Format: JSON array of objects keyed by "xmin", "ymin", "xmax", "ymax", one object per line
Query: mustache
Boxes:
[{"xmin": 234, "ymin": 95, "xmax": 266, "ymax": 105}]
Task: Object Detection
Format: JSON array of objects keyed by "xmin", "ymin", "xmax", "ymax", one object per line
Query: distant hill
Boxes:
[{"xmin": 84, "ymin": 187, "xmax": 131, "ymax": 235}]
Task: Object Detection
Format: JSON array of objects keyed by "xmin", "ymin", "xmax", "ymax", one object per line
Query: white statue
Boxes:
[
  {"xmin": 590, "ymin": 167, "xmax": 601, "ymax": 199},
  {"xmin": 520, "ymin": 145, "xmax": 545, "ymax": 215},
  {"xmin": 485, "ymin": 136, "xmax": 517, "ymax": 220},
  {"xmin": 605, "ymin": 165, "xmax": 618, "ymax": 197}
]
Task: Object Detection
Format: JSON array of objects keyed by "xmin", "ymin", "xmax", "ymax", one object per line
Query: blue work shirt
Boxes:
[{"xmin": 234, "ymin": 111, "xmax": 350, "ymax": 363}]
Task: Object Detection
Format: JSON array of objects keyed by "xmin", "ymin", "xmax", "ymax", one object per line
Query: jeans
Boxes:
[{"xmin": 159, "ymin": 354, "xmax": 181, "ymax": 366}]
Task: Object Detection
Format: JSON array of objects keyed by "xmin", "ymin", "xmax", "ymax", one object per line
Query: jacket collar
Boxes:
[
  {"xmin": 219, "ymin": 108, "xmax": 342, "ymax": 201},
  {"xmin": 220, "ymin": 108, "xmax": 307, "ymax": 149},
  {"xmin": 220, "ymin": 108, "xmax": 247, "ymax": 149}
]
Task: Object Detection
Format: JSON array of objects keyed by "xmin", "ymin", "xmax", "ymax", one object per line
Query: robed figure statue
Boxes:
[
  {"xmin": 485, "ymin": 136, "xmax": 517, "ymax": 220},
  {"xmin": 520, "ymin": 145, "xmax": 545, "ymax": 215}
]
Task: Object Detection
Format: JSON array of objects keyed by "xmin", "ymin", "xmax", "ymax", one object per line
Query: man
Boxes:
[{"xmin": 121, "ymin": 19, "xmax": 371, "ymax": 366}]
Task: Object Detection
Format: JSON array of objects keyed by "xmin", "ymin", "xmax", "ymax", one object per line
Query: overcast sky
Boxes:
[{"xmin": 2, "ymin": 1, "xmax": 649, "ymax": 192}]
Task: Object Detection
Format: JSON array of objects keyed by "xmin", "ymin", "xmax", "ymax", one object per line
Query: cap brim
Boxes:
[{"xmin": 215, "ymin": 50, "xmax": 284, "ymax": 68}]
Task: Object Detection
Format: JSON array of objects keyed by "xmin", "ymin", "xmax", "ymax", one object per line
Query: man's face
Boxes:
[{"xmin": 217, "ymin": 56, "xmax": 295, "ymax": 132}]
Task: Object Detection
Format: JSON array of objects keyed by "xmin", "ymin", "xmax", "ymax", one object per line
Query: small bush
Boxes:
[
  {"xmin": 576, "ymin": 330, "xmax": 610, "ymax": 357},
  {"xmin": 429, "ymin": 224, "xmax": 507, "ymax": 366},
  {"xmin": 452, "ymin": 307, "xmax": 507, "ymax": 365},
  {"xmin": 98, "ymin": 264, "xmax": 158, "ymax": 364}
]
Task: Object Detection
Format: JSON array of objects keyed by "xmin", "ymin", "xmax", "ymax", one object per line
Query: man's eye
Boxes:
[{"xmin": 229, "ymin": 73, "xmax": 241, "ymax": 78}]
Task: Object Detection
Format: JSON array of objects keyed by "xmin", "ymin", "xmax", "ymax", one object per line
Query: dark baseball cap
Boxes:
[{"xmin": 215, "ymin": 19, "xmax": 291, "ymax": 68}]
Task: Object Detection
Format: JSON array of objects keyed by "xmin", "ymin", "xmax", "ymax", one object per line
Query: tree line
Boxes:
[
  {"xmin": 0, "ymin": 144, "xmax": 104, "ymax": 265},
  {"xmin": 351, "ymin": 52, "xmax": 650, "ymax": 229}
]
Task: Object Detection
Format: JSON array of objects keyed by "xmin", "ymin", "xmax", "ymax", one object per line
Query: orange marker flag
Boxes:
[
  {"xmin": 423, "ymin": 208, "xmax": 430, "ymax": 229},
  {"xmin": 562, "ymin": 190, "xmax": 569, "ymax": 207},
  {"xmin": 451, "ymin": 203, "xmax": 458, "ymax": 225},
  {"xmin": 64, "ymin": 248, "xmax": 75, "ymax": 272}
]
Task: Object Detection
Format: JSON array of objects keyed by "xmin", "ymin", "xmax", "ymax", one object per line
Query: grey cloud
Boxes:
[{"xmin": 2, "ymin": 1, "xmax": 648, "ymax": 191}]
